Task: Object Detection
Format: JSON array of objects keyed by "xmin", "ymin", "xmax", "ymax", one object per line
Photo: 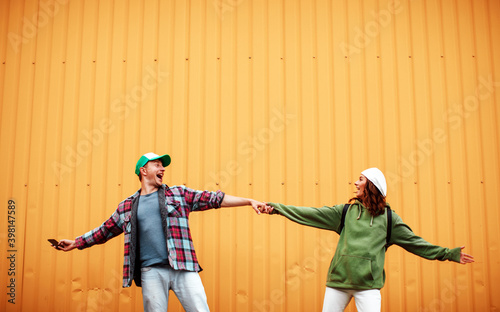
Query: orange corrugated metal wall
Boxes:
[{"xmin": 1, "ymin": 0, "xmax": 499, "ymax": 311}]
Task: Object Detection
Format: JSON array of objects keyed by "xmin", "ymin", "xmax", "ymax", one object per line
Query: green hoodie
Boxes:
[{"xmin": 269, "ymin": 201, "xmax": 461, "ymax": 290}]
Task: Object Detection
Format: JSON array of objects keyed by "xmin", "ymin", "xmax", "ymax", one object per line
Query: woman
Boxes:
[{"xmin": 263, "ymin": 168, "xmax": 474, "ymax": 312}]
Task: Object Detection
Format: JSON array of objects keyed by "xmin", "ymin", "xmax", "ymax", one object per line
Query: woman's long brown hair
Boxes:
[{"xmin": 349, "ymin": 179, "xmax": 387, "ymax": 216}]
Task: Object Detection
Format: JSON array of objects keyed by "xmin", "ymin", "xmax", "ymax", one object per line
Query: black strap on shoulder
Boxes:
[
  {"xmin": 339, "ymin": 204, "xmax": 350, "ymax": 233},
  {"xmin": 385, "ymin": 207, "xmax": 392, "ymax": 250}
]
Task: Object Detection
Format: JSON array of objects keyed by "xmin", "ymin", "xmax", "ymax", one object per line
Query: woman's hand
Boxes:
[{"xmin": 459, "ymin": 246, "xmax": 474, "ymax": 264}]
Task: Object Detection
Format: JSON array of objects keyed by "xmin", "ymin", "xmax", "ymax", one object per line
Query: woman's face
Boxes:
[{"xmin": 354, "ymin": 174, "xmax": 368, "ymax": 197}]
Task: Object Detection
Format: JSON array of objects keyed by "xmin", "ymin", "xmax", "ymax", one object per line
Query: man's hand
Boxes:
[
  {"xmin": 459, "ymin": 246, "xmax": 474, "ymax": 264},
  {"xmin": 55, "ymin": 239, "xmax": 77, "ymax": 252}
]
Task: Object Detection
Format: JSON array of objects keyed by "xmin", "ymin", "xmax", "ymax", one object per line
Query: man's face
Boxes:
[{"xmin": 141, "ymin": 159, "xmax": 165, "ymax": 187}]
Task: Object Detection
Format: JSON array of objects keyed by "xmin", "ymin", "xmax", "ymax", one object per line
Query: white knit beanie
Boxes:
[{"xmin": 361, "ymin": 167, "xmax": 387, "ymax": 197}]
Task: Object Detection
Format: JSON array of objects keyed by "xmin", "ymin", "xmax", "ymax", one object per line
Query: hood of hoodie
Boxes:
[{"xmin": 352, "ymin": 200, "xmax": 391, "ymax": 227}]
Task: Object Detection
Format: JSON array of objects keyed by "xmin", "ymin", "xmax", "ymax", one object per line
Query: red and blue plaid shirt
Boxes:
[{"xmin": 75, "ymin": 184, "xmax": 225, "ymax": 287}]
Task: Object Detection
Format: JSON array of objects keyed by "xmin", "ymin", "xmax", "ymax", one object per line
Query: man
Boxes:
[{"xmin": 55, "ymin": 152, "xmax": 266, "ymax": 312}]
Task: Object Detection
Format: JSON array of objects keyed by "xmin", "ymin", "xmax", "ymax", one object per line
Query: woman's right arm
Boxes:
[{"xmin": 266, "ymin": 202, "xmax": 344, "ymax": 232}]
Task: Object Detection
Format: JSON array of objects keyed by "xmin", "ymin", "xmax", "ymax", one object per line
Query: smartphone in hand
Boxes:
[{"xmin": 48, "ymin": 239, "xmax": 60, "ymax": 249}]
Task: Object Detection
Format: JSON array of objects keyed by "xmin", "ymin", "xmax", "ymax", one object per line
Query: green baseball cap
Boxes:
[{"xmin": 135, "ymin": 152, "xmax": 171, "ymax": 175}]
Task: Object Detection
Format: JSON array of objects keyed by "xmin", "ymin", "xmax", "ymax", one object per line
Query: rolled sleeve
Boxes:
[
  {"xmin": 74, "ymin": 236, "xmax": 86, "ymax": 249},
  {"xmin": 182, "ymin": 186, "xmax": 225, "ymax": 211}
]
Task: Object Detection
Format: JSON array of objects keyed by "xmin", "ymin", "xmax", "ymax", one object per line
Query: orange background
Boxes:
[{"xmin": 1, "ymin": 0, "xmax": 499, "ymax": 311}]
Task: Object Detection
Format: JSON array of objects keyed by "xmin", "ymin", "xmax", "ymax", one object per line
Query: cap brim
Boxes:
[
  {"xmin": 156, "ymin": 154, "xmax": 171, "ymax": 167},
  {"xmin": 135, "ymin": 153, "xmax": 171, "ymax": 175}
]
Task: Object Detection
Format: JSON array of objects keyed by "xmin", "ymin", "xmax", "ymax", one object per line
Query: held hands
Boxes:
[
  {"xmin": 248, "ymin": 200, "xmax": 274, "ymax": 215},
  {"xmin": 254, "ymin": 203, "xmax": 274, "ymax": 214},
  {"xmin": 249, "ymin": 200, "xmax": 268, "ymax": 215},
  {"xmin": 460, "ymin": 246, "xmax": 474, "ymax": 264},
  {"xmin": 261, "ymin": 203, "xmax": 274, "ymax": 214},
  {"xmin": 221, "ymin": 195, "xmax": 274, "ymax": 215}
]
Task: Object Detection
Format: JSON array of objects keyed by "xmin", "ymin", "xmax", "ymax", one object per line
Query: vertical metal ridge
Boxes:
[
  {"xmin": 296, "ymin": 7, "xmax": 304, "ymax": 311},
  {"xmin": 374, "ymin": 0, "xmax": 386, "ymax": 175},
  {"xmin": 407, "ymin": 1, "xmax": 424, "ymax": 308},
  {"xmin": 344, "ymin": 0, "xmax": 353, "ymax": 180},
  {"xmin": 280, "ymin": 0, "xmax": 286, "ymax": 206},
  {"xmin": 389, "ymin": 0, "xmax": 405, "ymax": 306},
  {"xmin": 425, "ymin": 0, "xmax": 441, "ymax": 301},
  {"xmin": 311, "ymin": 0, "xmax": 321, "ymax": 304},
  {"xmin": 359, "ymin": 0, "xmax": 368, "ymax": 166},
  {"xmin": 213, "ymin": 1, "xmax": 222, "ymax": 307},
  {"xmin": 311, "ymin": 0, "xmax": 319, "ymax": 188},
  {"xmin": 484, "ymin": 1, "xmax": 500, "ymax": 305},
  {"xmin": 0, "ymin": 0, "xmax": 11, "ymax": 66},
  {"xmin": 230, "ymin": 3, "xmax": 238, "ymax": 311},
  {"xmin": 437, "ymin": 1, "xmax": 464, "ymax": 310},
  {"xmin": 247, "ymin": 2, "xmax": 255, "ymax": 307},
  {"xmin": 199, "ymin": 0, "xmax": 207, "ymax": 191},
  {"xmin": 324, "ymin": 0, "xmax": 335, "ymax": 202},
  {"xmin": 183, "ymin": 0, "xmax": 191, "ymax": 186},
  {"xmin": 451, "ymin": 3, "xmax": 476, "ymax": 309},
  {"xmin": 469, "ymin": 0, "xmax": 491, "ymax": 309},
  {"xmin": 165, "ymin": 0, "xmax": 175, "ymax": 184},
  {"xmin": 15, "ymin": 1, "xmax": 32, "ymax": 310}
]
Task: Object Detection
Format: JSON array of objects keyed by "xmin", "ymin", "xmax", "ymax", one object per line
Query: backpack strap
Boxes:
[
  {"xmin": 339, "ymin": 204, "xmax": 350, "ymax": 233},
  {"xmin": 385, "ymin": 207, "xmax": 392, "ymax": 250}
]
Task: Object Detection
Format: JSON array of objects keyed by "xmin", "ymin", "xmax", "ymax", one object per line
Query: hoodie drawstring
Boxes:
[{"xmin": 357, "ymin": 205, "xmax": 374, "ymax": 227}]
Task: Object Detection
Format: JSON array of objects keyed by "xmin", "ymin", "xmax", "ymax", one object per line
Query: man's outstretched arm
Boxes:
[{"xmin": 221, "ymin": 195, "xmax": 266, "ymax": 215}]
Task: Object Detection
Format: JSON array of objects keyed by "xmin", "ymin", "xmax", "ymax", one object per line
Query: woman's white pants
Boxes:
[{"xmin": 322, "ymin": 287, "xmax": 381, "ymax": 312}]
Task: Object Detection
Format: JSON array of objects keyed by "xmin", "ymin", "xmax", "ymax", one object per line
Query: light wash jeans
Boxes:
[
  {"xmin": 141, "ymin": 265, "xmax": 210, "ymax": 312},
  {"xmin": 322, "ymin": 287, "xmax": 381, "ymax": 312}
]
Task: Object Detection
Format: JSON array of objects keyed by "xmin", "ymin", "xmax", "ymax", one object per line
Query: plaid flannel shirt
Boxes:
[{"xmin": 75, "ymin": 184, "xmax": 225, "ymax": 287}]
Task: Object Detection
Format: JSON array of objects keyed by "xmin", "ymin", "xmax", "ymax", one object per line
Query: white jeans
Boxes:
[
  {"xmin": 141, "ymin": 265, "xmax": 210, "ymax": 312},
  {"xmin": 322, "ymin": 287, "xmax": 381, "ymax": 312}
]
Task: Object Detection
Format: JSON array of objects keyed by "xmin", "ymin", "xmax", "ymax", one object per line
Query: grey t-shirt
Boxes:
[{"xmin": 137, "ymin": 190, "xmax": 169, "ymax": 267}]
